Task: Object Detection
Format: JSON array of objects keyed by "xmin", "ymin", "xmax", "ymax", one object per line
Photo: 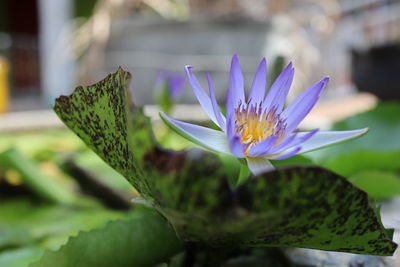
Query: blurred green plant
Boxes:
[
  {"xmin": 0, "ymin": 149, "xmax": 75, "ymax": 205},
  {"xmin": 154, "ymin": 71, "xmax": 185, "ymax": 115},
  {"xmin": 31, "ymin": 206, "xmax": 182, "ymax": 267}
]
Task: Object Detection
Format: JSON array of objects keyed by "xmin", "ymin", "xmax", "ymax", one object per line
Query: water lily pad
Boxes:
[
  {"xmin": 349, "ymin": 170, "xmax": 400, "ymax": 200},
  {"xmin": 324, "ymin": 150, "xmax": 400, "ymax": 177},
  {"xmin": 0, "ymin": 198, "xmax": 127, "ymax": 251},
  {"xmin": 30, "ymin": 207, "xmax": 182, "ymax": 267},
  {"xmin": 332, "ymin": 102, "xmax": 400, "ymax": 151},
  {"xmin": 146, "ymin": 149, "xmax": 396, "ymax": 255},
  {"xmin": 53, "ymin": 68, "xmax": 397, "ymax": 255},
  {"xmin": 308, "ymin": 103, "xmax": 400, "ymax": 162}
]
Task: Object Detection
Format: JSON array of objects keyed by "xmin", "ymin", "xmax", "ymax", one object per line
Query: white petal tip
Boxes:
[
  {"xmin": 342, "ymin": 127, "xmax": 369, "ymax": 137},
  {"xmin": 298, "ymin": 128, "xmax": 370, "ymax": 154},
  {"xmin": 352, "ymin": 127, "xmax": 369, "ymax": 138},
  {"xmin": 246, "ymin": 157, "xmax": 275, "ymax": 176}
]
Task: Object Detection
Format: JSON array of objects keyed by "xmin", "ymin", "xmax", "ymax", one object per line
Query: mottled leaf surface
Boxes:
[
  {"xmin": 145, "ymin": 150, "xmax": 396, "ymax": 255},
  {"xmin": 54, "ymin": 68, "xmax": 397, "ymax": 255},
  {"xmin": 53, "ymin": 69, "xmax": 152, "ymax": 197}
]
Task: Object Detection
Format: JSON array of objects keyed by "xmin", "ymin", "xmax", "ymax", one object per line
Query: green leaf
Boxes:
[
  {"xmin": 73, "ymin": 150, "xmax": 134, "ymax": 193},
  {"xmin": 236, "ymin": 162, "xmax": 251, "ymax": 186},
  {"xmin": 0, "ymin": 247, "xmax": 43, "ymax": 267},
  {"xmin": 333, "ymin": 102, "xmax": 400, "ymax": 150},
  {"xmin": 54, "ymin": 68, "xmax": 397, "ymax": 255},
  {"xmin": 0, "ymin": 198, "xmax": 127, "ymax": 251},
  {"xmin": 156, "ymin": 84, "xmax": 174, "ymax": 114},
  {"xmin": 349, "ymin": 170, "xmax": 400, "ymax": 200},
  {"xmin": 149, "ymin": 153, "xmax": 396, "ymax": 255},
  {"xmin": 53, "ymin": 68, "xmax": 153, "ymax": 198},
  {"xmin": 30, "ymin": 207, "xmax": 182, "ymax": 267},
  {"xmin": 0, "ymin": 148, "xmax": 75, "ymax": 204},
  {"xmin": 324, "ymin": 150, "xmax": 400, "ymax": 177},
  {"xmin": 323, "ymin": 150, "xmax": 400, "ymax": 199},
  {"xmin": 217, "ymin": 154, "xmax": 241, "ymax": 187},
  {"xmin": 272, "ymin": 155, "xmax": 314, "ymax": 166},
  {"xmin": 307, "ymin": 102, "xmax": 400, "ymax": 162}
]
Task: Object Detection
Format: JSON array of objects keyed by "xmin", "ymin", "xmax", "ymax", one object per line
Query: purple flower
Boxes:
[
  {"xmin": 156, "ymin": 71, "xmax": 185, "ymax": 100},
  {"xmin": 160, "ymin": 55, "xmax": 367, "ymax": 175}
]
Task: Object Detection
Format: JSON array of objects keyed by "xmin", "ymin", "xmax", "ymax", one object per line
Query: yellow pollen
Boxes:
[{"xmin": 235, "ymin": 105, "xmax": 285, "ymax": 155}]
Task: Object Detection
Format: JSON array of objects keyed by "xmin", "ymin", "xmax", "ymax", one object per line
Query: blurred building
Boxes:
[
  {"xmin": 0, "ymin": 0, "xmax": 97, "ymax": 111},
  {"xmin": 0, "ymin": 0, "xmax": 398, "ymax": 112},
  {"xmin": 0, "ymin": 0, "xmax": 40, "ymax": 110}
]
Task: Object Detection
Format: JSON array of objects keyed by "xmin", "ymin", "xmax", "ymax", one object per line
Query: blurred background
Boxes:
[
  {"xmin": 0, "ymin": 0, "xmax": 399, "ymax": 113},
  {"xmin": 0, "ymin": 0, "xmax": 400, "ymax": 266}
]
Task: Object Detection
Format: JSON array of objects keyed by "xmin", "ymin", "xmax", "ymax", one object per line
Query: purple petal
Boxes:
[
  {"xmin": 160, "ymin": 112, "xmax": 230, "ymax": 154},
  {"xmin": 185, "ymin": 66, "xmax": 221, "ymax": 128},
  {"xmin": 248, "ymin": 58, "xmax": 267, "ymax": 106},
  {"xmin": 263, "ymin": 62, "xmax": 294, "ymax": 112},
  {"xmin": 156, "ymin": 71, "xmax": 185, "ymax": 100},
  {"xmin": 297, "ymin": 128, "xmax": 368, "ymax": 154},
  {"xmin": 282, "ymin": 77, "xmax": 329, "ymax": 133},
  {"xmin": 229, "ymin": 55, "xmax": 245, "ymax": 108},
  {"xmin": 206, "ymin": 73, "xmax": 226, "ymax": 131},
  {"xmin": 247, "ymin": 135, "xmax": 278, "ymax": 157},
  {"xmin": 225, "ymin": 89, "xmax": 235, "ymax": 132},
  {"xmin": 268, "ymin": 132, "xmax": 299, "ymax": 154},
  {"xmin": 246, "ymin": 157, "xmax": 275, "ymax": 175},
  {"xmin": 225, "ymin": 113, "xmax": 244, "ymax": 157},
  {"xmin": 269, "ymin": 146, "xmax": 301, "ymax": 160},
  {"xmin": 167, "ymin": 74, "xmax": 185, "ymax": 99},
  {"xmin": 275, "ymin": 129, "xmax": 318, "ymax": 153},
  {"xmin": 229, "ymin": 135, "xmax": 244, "ymax": 158}
]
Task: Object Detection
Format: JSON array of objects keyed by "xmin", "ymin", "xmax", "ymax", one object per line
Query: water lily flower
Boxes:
[
  {"xmin": 160, "ymin": 55, "xmax": 367, "ymax": 175},
  {"xmin": 155, "ymin": 71, "xmax": 185, "ymax": 114},
  {"xmin": 156, "ymin": 71, "xmax": 185, "ymax": 100}
]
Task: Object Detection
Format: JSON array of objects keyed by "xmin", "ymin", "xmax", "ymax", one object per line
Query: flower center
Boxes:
[{"xmin": 234, "ymin": 103, "xmax": 286, "ymax": 155}]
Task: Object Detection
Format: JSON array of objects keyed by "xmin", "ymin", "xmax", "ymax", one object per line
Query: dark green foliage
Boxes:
[{"xmin": 149, "ymin": 152, "xmax": 396, "ymax": 255}]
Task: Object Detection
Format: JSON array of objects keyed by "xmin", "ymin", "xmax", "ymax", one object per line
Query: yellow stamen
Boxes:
[{"xmin": 235, "ymin": 105, "xmax": 285, "ymax": 155}]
